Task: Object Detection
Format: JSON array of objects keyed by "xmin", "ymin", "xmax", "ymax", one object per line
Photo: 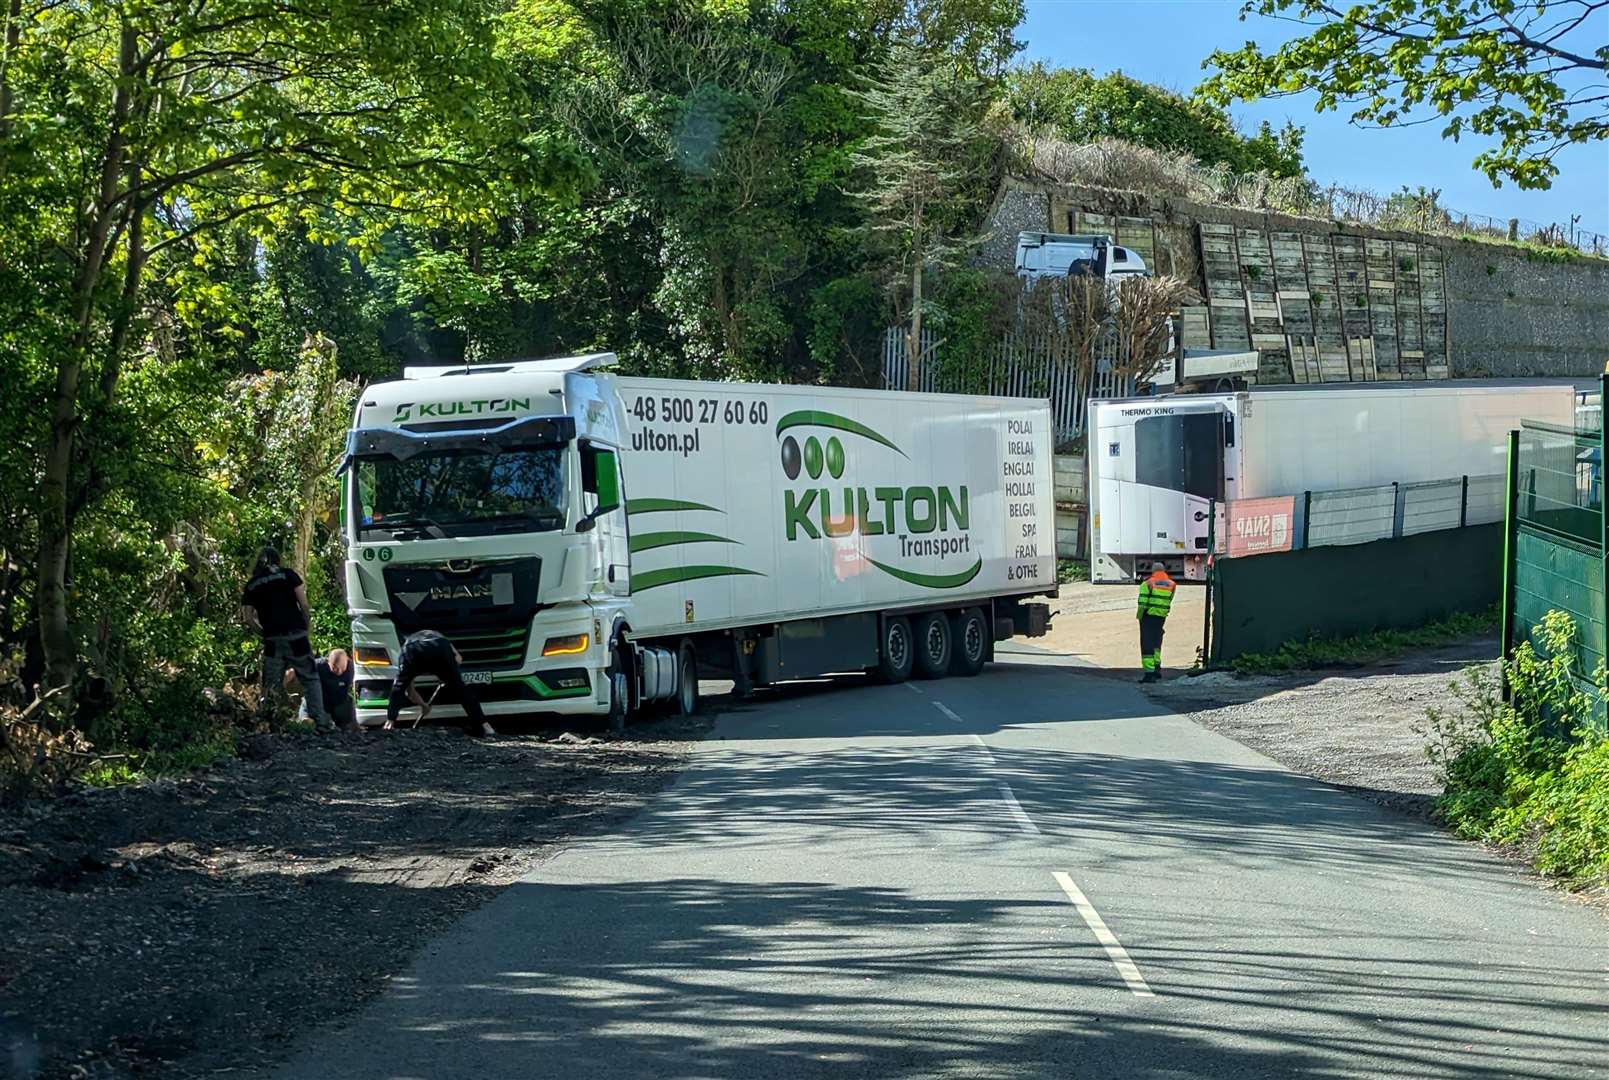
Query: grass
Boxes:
[
  {"xmin": 1452, "ymin": 231, "xmax": 1600, "ymax": 264},
  {"xmin": 79, "ymin": 726, "xmax": 245, "ymax": 787},
  {"xmin": 1057, "ymin": 559, "xmax": 1089, "ymax": 584},
  {"xmin": 1230, "ymin": 606, "xmax": 1498, "ymax": 675}
]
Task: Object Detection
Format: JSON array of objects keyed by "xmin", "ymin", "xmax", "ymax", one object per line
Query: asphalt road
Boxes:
[{"xmin": 270, "ymin": 650, "xmax": 1609, "ymax": 1079}]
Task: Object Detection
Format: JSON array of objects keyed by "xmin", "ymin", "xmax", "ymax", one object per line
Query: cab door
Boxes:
[{"xmin": 581, "ymin": 441, "xmax": 630, "ymax": 596}]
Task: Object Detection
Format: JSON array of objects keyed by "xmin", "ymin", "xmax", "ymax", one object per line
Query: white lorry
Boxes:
[
  {"xmin": 1014, "ymin": 232, "xmax": 1152, "ymax": 283},
  {"xmin": 339, "ymin": 354, "xmax": 1057, "ymax": 725},
  {"xmin": 1088, "ymin": 381, "xmax": 1579, "ymax": 583}
]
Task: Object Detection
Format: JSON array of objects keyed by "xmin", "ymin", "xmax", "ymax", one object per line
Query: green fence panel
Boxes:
[
  {"xmin": 1213, "ymin": 524, "xmax": 1502, "ymax": 662},
  {"xmin": 1507, "ymin": 414, "xmax": 1605, "ymax": 731},
  {"xmin": 1511, "ymin": 525, "xmax": 1606, "ymax": 689}
]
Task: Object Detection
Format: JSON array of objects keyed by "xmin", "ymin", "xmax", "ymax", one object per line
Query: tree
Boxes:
[
  {"xmin": 1011, "ymin": 63, "xmax": 1306, "ymax": 177},
  {"xmin": 850, "ymin": 39, "xmax": 1004, "ymax": 391},
  {"xmin": 1198, "ymin": 0, "xmax": 1609, "ymax": 189},
  {"xmin": 1111, "ymin": 276, "xmax": 1196, "ymax": 384},
  {"xmin": 0, "ymin": 0, "xmax": 585, "ymax": 697},
  {"xmin": 1019, "ymin": 274, "xmax": 1112, "ymax": 409}
]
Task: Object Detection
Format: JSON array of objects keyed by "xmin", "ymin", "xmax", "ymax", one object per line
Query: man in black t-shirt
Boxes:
[
  {"xmin": 243, "ymin": 546, "xmax": 328, "ymax": 729},
  {"xmin": 386, "ymin": 629, "xmax": 495, "ymax": 737}
]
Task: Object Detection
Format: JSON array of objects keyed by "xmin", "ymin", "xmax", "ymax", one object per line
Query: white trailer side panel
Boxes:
[
  {"xmin": 1239, "ymin": 384, "xmax": 1576, "ymax": 498},
  {"xmin": 617, "ymin": 379, "xmax": 1056, "ymax": 638},
  {"xmin": 1090, "ymin": 382, "xmax": 1579, "ymax": 583}
]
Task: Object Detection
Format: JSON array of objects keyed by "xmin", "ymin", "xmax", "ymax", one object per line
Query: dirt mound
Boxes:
[{"xmin": 0, "ymin": 720, "xmax": 699, "ymax": 1078}]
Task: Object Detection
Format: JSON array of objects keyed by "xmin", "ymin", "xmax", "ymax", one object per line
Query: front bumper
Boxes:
[{"xmin": 353, "ymin": 667, "xmax": 604, "ymax": 724}]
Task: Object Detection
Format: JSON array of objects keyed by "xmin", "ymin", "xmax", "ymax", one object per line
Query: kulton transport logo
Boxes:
[
  {"xmin": 774, "ymin": 410, "xmax": 980, "ymax": 589},
  {"xmin": 391, "ymin": 398, "xmax": 531, "ymax": 424}
]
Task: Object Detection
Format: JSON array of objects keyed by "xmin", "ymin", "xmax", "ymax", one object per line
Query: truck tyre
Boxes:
[
  {"xmin": 674, "ymin": 640, "xmax": 699, "ymax": 716},
  {"xmin": 949, "ymin": 608, "xmax": 988, "ymax": 677},
  {"xmin": 912, "ymin": 612, "xmax": 952, "ymax": 679},
  {"xmin": 606, "ymin": 645, "xmax": 630, "ymax": 733},
  {"xmin": 875, "ymin": 616, "xmax": 914, "ymax": 683}
]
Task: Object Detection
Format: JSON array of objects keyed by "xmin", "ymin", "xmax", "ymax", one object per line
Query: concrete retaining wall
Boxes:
[{"xmin": 982, "ymin": 179, "xmax": 1609, "ymax": 380}]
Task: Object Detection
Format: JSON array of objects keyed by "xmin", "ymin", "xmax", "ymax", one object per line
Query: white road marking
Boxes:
[
  {"xmin": 997, "ymin": 783, "xmax": 1040, "ymax": 835},
  {"xmin": 936, "ymin": 702, "xmax": 1030, "ymax": 837},
  {"xmin": 1053, "ymin": 871, "xmax": 1156, "ymax": 998},
  {"xmin": 905, "ymin": 683, "xmax": 925, "ymax": 695},
  {"xmin": 968, "ymin": 732, "xmax": 996, "ymax": 764}
]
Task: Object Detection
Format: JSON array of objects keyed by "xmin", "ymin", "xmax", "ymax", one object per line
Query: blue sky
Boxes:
[{"xmin": 1019, "ymin": 0, "xmax": 1609, "ymax": 237}]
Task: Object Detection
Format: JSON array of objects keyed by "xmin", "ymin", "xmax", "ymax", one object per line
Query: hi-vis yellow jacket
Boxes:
[{"xmin": 1137, "ymin": 569, "xmax": 1177, "ymax": 620}]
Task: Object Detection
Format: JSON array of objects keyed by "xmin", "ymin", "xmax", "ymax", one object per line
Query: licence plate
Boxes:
[{"xmin": 461, "ymin": 671, "xmax": 494, "ymax": 686}]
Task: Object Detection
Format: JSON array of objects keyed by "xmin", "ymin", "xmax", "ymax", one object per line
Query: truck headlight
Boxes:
[
  {"xmin": 542, "ymin": 633, "xmax": 590, "ymax": 656},
  {"xmin": 354, "ymin": 647, "xmax": 391, "ymax": 667}
]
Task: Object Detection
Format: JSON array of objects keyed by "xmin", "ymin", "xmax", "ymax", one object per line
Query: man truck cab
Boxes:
[
  {"xmin": 1014, "ymin": 232, "xmax": 1150, "ymax": 285},
  {"xmin": 341, "ymin": 354, "xmax": 637, "ymax": 723}
]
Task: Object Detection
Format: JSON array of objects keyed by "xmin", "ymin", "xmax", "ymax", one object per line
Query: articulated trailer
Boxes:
[
  {"xmin": 340, "ymin": 354, "xmax": 1056, "ymax": 725},
  {"xmin": 1088, "ymin": 380, "xmax": 1579, "ymax": 583}
]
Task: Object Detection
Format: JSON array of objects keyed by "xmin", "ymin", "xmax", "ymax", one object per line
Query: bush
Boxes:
[{"xmin": 1427, "ymin": 611, "xmax": 1609, "ymax": 888}]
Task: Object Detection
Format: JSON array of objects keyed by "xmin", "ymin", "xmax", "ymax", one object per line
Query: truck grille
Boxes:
[
  {"xmin": 450, "ymin": 626, "xmax": 531, "ymax": 671},
  {"xmin": 381, "ymin": 557, "xmax": 542, "ymax": 674}
]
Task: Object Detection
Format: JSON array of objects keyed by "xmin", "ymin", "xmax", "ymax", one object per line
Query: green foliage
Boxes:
[
  {"xmin": 1230, "ymin": 606, "xmax": 1498, "ymax": 675},
  {"xmin": 808, "ymin": 274, "xmax": 886, "ymax": 386},
  {"xmin": 1010, "ymin": 62, "xmax": 1305, "ymax": 177},
  {"xmin": 0, "ymin": 0, "xmax": 1036, "ymax": 785},
  {"xmin": 1429, "ymin": 611, "xmax": 1609, "ymax": 887},
  {"xmin": 1056, "ymin": 559, "xmax": 1089, "ymax": 584},
  {"xmin": 1199, "ymin": 1, "xmax": 1607, "ymax": 190},
  {"xmin": 849, "ymin": 35, "xmax": 1016, "ymax": 389},
  {"xmin": 929, "ymin": 268, "xmax": 1019, "ymax": 392}
]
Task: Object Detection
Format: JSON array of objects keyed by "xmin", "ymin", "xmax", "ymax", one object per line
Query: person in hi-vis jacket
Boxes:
[{"xmin": 1136, "ymin": 562, "xmax": 1176, "ymax": 683}]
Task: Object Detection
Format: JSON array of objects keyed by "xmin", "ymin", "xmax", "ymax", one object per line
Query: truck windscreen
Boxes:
[{"xmin": 356, "ymin": 446, "xmax": 566, "ymax": 540}]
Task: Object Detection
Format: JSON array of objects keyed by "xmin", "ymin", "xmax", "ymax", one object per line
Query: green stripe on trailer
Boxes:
[{"xmin": 626, "ymin": 498, "xmax": 721, "ymax": 516}]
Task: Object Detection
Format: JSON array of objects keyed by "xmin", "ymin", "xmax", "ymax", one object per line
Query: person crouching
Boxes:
[{"xmin": 386, "ymin": 630, "xmax": 496, "ymax": 737}]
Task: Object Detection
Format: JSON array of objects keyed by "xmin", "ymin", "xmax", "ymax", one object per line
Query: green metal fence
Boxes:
[{"xmin": 1502, "ymin": 398, "xmax": 1608, "ymax": 734}]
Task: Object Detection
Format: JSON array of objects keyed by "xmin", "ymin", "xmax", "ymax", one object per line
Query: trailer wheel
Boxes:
[
  {"xmin": 949, "ymin": 608, "xmax": 988, "ymax": 677},
  {"xmin": 875, "ymin": 616, "xmax": 914, "ymax": 683},
  {"xmin": 912, "ymin": 612, "xmax": 952, "ymax": 680},
  {"xmin": 674, "ymin": 640, "xmax": 700, "ymax": 716}
]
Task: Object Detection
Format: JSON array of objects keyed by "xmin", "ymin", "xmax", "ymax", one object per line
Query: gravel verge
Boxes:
[
  {"xmin": 0, "ymin": 716, "xmax": 701, "ymax": 1079},
  {"xmin": 1144, "ymin": 636, "xmax": 1499, "ymax": 816}
]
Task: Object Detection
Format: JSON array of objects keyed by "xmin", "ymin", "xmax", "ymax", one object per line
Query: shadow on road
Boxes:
[{"xmin": 287, "ymin": 872, "xmax": 1609, "ymax": 1080}]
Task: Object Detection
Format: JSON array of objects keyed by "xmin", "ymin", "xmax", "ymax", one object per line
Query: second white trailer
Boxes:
[{"xmin": 1088, "ymin": 381, "xmax": 1579, "ymax": 583}]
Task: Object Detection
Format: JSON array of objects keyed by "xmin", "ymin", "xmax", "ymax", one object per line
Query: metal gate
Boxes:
[{"xmin": 1501, "ymin": 380, "xmax": 1607, "ymax": 735}]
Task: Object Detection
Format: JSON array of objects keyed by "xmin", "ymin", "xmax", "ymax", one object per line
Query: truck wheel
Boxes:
[
  {"xmin": 606, "ymin": 646, "xmax": 630, "ymax": 733},
  {"xmin": 912, "ymin": 612, "xmax": 952, "ymax": 679},
  {"xmin": 674, "ymin": 640, "xmax": 699, "ymax": 716},
  {"xmin": 875, "ymin": 616, "xmax": 914, "ymax": 683},
  {"xmin": 949, "ymin": 608, "xmax": 987, "ymax": 677}
]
